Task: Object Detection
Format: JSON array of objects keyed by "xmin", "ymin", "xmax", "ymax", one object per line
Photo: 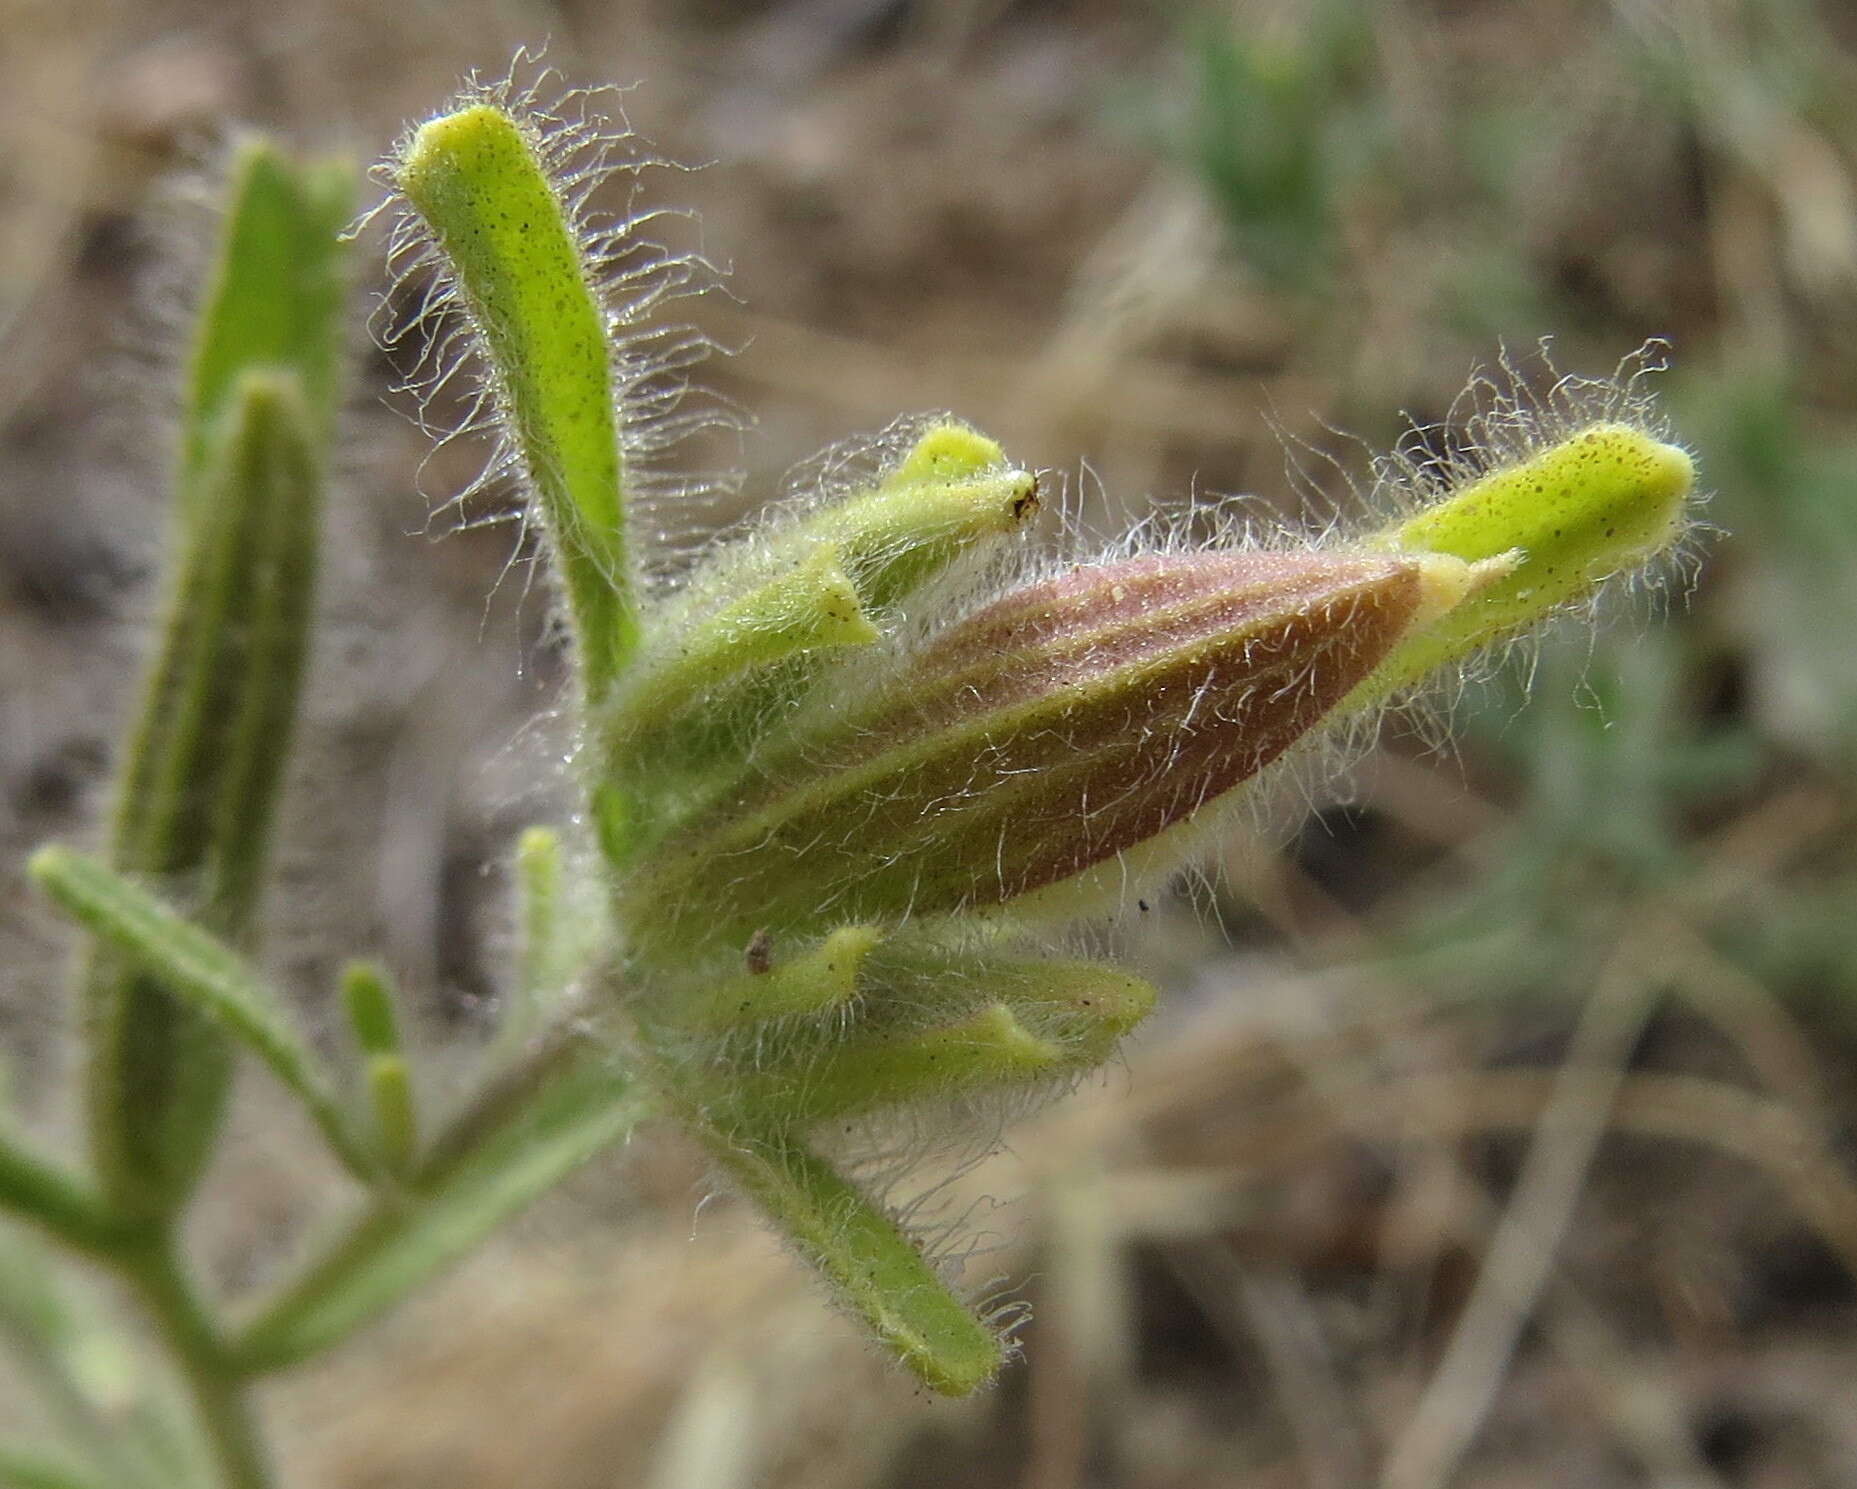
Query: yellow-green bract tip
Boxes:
[
  {"xmin": 396, "ymin": 104, "xmax": 511, "ymax": 186},
  {"xmin": 1349, "ymin": 422, "xmax": 1695, "ymax": 702},
  {"xmin": 881, "ymin": 422, "xmax": 1006, "ymax": 487},
  {"xmin": 1388, "ymin": 423, "xmax": 1691, "ymax": 569}
]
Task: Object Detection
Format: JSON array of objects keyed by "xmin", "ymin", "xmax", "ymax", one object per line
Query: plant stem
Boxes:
[
  {"xmin": 232, "ymin": 1023, "xmax": 648, "ymax": 1372},
  {"xmin": 115, "ymin": 1238, "xmax": 268, "ymax": 1489},
  {"xmin": 0, "ymin": 1444, "xmax": 111, "ymax": 1489},
  {"xmin": 0, "ymin": 1134, "xmax": 124, "ymax": 1258}
]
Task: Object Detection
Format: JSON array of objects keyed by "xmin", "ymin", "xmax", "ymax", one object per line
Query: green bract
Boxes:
[{"xmin": 1353, "ymin": 422, "xmax": 1695, "ymax": 704}]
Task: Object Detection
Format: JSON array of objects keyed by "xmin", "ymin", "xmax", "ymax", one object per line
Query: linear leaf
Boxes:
[
  {"xmin": 180, "ymin": 140, "xmax": 351, "ymax": 515},
  {"xmin": 38, "ymin": 847, "xmax": 381, "ymax": 1185},
  {"xmin": 82, "ymin": 140, "xmax": 351, "ymax": 1222},
  {"xmin": 87, "ymin": 367, "xmax": 335, "ymax": 1217}
]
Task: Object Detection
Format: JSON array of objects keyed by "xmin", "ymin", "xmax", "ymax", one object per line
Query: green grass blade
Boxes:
[
  {"xmin": 392, "ymin": 103, "xmax": 635, "ymax": 703},
  {"xmin": 39, "ymin": 848, "xmax": 382, "ymax": 1186},
  {"xmin": 231, "ymin": 1039, "xmax": 644, "ymax": 1371}
]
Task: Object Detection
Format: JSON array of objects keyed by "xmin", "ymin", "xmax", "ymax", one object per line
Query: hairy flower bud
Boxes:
[{"xmin": 618, "ymin": 548, "xmax": 1482, "ymax": 959}]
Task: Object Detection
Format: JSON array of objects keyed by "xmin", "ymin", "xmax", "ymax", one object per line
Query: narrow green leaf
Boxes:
[
  {"xmin": 232, "ymin": 1039, "xmax": 643, "ymax": 1371},
  {"xmin": 393, "ymin": 103, "xmax": 635, "ymax": 703},
  {"xmin": 84, "ymin": 141, "xmax": 350, "ymax": 1222},
  {"xmin": 0, "ymin": 1134, "xmax": 122, "ymax": 1255},
  {"xmin": 87, "ymin": 371, "xmax": 327, "ymax": 1215},
  {"xmin": 39, "ymin": 848, "xmax": 382, "ymax": 1186},
  {"xmin": 180, "ymin": 141, "xmax": 352, "ymax": 517}
]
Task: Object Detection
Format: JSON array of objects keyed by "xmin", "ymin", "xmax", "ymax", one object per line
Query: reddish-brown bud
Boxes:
[{"xmin": 619, "ymin": 548, "xmax": 1471, "ymax": 959}]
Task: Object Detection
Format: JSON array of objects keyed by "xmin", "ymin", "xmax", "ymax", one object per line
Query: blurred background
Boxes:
[{"xmin": 4, "ymin": 0, "xmax": 1857, "ymax": 1485}]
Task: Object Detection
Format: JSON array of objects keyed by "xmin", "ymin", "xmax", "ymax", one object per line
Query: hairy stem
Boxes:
[
  {"xmin": 115, "ymin": 1238, "xmax": 268, "ymax": 1489},
  {"xmin": 233, "ymin": 1027, "xmax": 647, "ymax": 1371}
]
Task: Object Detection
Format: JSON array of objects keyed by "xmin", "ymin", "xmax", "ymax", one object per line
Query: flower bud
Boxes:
[{"xmin": 618, "ymin": 547, "xmax": 1480, "ymax": 958}]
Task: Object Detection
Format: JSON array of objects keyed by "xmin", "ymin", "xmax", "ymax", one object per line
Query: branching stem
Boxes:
[{"xmin": 113, "ymin": 1235, "xmax": 268, "ymax": 1489}]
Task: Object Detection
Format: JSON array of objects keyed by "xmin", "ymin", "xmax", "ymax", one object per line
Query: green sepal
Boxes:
[
  {"xmin": 734, "ymin": 1004, "xmax": 1056, "ymax": 1128},
  {"xmin": 597, "ymin": 423, "xmax": 1035, "ymax": 866},
  {"xmin": 86, "ymin": 368, "xmax": 331, "ymax": 1218},
  {"xmin": 798, "ymin": 421, "xmax": 1038, "ymax": 611},
  {"xmin": 721, "ymin": 954, "xmax": 1156, "ymax": 1125},
  {"xmin": 606, "ymin": 543, "xmax": 877, "ymax": 761},
  {"xmin": 645, "ymin": 924, "xmax": 883, "ymax": 1033},
  {"xmin": 394, "ymin": 103, "xmax": 634, "ymax": 704},
  {"xmin": 662, "ymin": 422, "xmax": 1031, "ymax": 641}
]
